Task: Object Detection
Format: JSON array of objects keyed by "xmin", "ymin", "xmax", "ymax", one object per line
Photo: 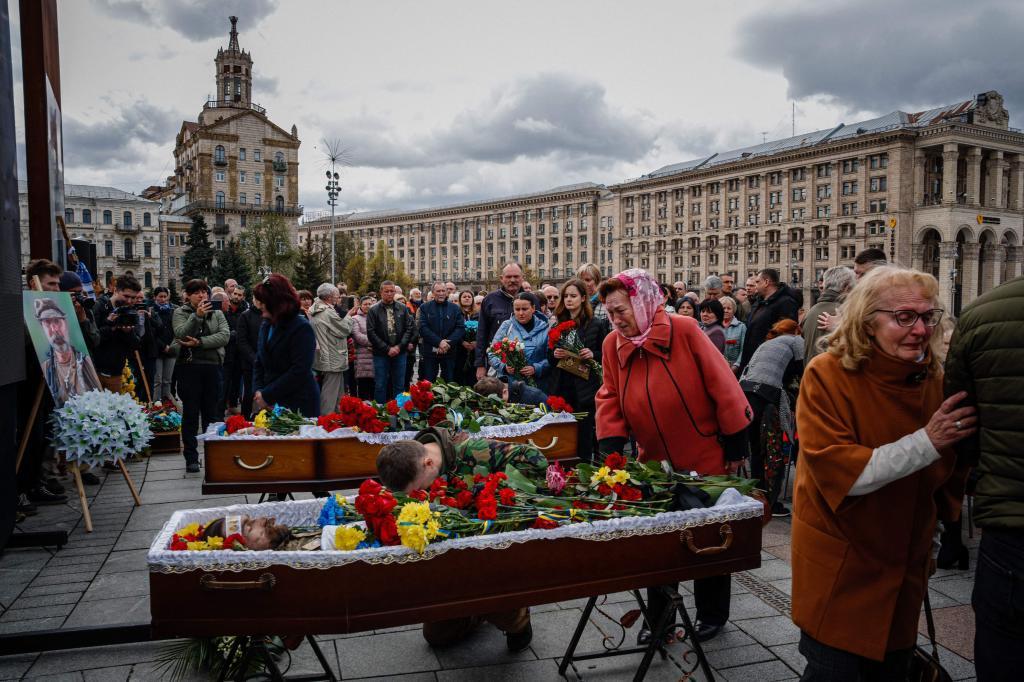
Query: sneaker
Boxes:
[
  {"xmin": 771, "ymin": 502, "xmax": 791, "ymax": 517},
  {"xmin": 27, "ymin": 486, "xmax": 67, "ymax": 505},
  {"xmin": 81, "ymin": 472, "xmax": 102, "ymax": 485},
  {"xmin": 44, "ymin": 477, "xmax": 65, "ymax": 494},
  {"xmin": 17, "ymin": 493, "xmax": 38, "ymax": 515},
  {"xmin": 185, "ymin": 462, "xmax": 201, "ymax": 473},
  {"xmin": 506, "ymin": 623, "xmax": 533, "ymax": 653}
]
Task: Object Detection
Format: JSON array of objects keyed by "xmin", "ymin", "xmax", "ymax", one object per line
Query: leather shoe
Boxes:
[
  {"xmin": 186, "ymin": 462, "xmax": 201, "ymax": 473},
  {"xmin": 506, "ymin": 623, "xmax": 533, "ymax": 653},
  {"xmin": 693, "ymin": 621, "xmax": 722, "ymax": 643}
]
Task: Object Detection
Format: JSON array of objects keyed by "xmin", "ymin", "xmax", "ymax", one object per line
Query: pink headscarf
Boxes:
[{"xmin": 608, "ymin": 268, "xmax": 664, "ymax": 347}]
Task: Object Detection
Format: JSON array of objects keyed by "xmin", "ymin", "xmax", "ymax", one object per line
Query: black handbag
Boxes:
[{"xmin": 907, "ymin": 591, "xmax": 953, "ymax": 682}]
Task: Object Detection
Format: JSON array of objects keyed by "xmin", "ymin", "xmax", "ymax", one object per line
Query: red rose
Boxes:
[
  {"xmin": 225, "ymin": 414, "xmax": 252, "ymax": 434},
  {"xmin": 499, "ymin": 488, "xmax": 517, "ymax": 505},
  {"xmin": 532, "ymin": 517, "xmax": 559, "ymax": 530},
  {"xmin": 409, "ymin": 489, "xmax": 428, "ymax": 501},
  {"xmin": 385, "ymin": 400, "xmax": 400, "ymax": 415},
  {"xmin": 620, "ymin": 486, "xmax": 643, "ymax": 501},
  {"xmin": 359, "ymin": 479, "xmax": 382, "ymax": 496},
  {"xmin": 604, "ymin": 453, "xmax": 628, "ymax": 470},
  {"xmin": 427, "ymin": 406, "xmax": 447, "ymax": 426},
  {"xmin": 375, "ymin": 516, "xmax": 401, "ymax": 546}
]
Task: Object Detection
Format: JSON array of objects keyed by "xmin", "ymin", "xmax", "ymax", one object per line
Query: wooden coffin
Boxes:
[
  {"xmin": 202, "ymin": 421, "xmax": 578, "ymax": 495},
  {"xmin": 149, "ymin": 497, "xmax": 763, "ymax": 638},
  {"xmin": 149, "ymin": 431, "xmax": 182, "ymax": 455}
]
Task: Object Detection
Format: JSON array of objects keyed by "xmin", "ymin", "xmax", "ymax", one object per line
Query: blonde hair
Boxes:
[
  {"xmin": 576, "ymin": 263, "xmax": 602, "ymax": 283},
  {"xmin": 827, "ymin": 265, "xmax": 944, "ymax": 372}
]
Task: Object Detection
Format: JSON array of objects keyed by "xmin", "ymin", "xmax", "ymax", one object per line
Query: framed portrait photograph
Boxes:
[{"xmin": 22, "ymin": 290, "xmax": 102, "ymax": 407}]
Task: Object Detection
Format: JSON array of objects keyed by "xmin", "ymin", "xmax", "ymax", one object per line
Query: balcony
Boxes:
[
  {"xmin": 114, "ymin": 222, "xmax": 138, "ymax": 233},
  {"xmin": 182, "ymin": 199, "xmax": 304, "ymax": 217},
  {"xmin": 212, "ymin": 224, "xmax": 230, "ymax": 235},
  {"xmin": 214, "ymin": 157, "xmax": 228, "ymax": 167},
  {"xmin": 203, "ymin": 98, "xmax": 266, "ymax": 115},
  {"xmin": 272, "ymin": 159, "xmax": 288, "ymax": 173},
  {"xmin": 117, "ymin": 256, "xmax": 141, "ymax": 266}
]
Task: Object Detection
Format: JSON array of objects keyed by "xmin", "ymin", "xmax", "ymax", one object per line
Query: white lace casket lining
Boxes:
[
  {"xmin": 147, "ymin": 489, "xmax": 764, "ymax": 574},
  {"xmin": 198, "ymin": 410, "xmax": 576, "ymax": 445}
]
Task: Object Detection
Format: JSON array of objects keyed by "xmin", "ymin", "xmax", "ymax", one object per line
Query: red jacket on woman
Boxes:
[{"xmin": 596, "ymin": 310, "xmax": 752, "ymax": 474}]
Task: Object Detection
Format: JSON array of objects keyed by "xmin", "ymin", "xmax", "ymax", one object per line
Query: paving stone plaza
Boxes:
[{"xmin": 0, "ymin": 450, "xmax": 980, "ymax": 681}]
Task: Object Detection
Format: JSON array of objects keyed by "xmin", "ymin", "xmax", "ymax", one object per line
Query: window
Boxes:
[
  {"xmin": 239, "ymin": 192, "xmax": 247, "ymax": 205},
  {"xmin": 769, "ymin": 172, "xmax": 783, "ymax": 185},
  {"xmin": 866, "ymin": 220, "xmax": 886, "ymax": 235},
  {"xmin": 214, "ymin": 145, "xmax": 226, "ymax": 163},
  {"xmin": 816, "ymin": 205, "xmax": 831, "ymax": 218},
  {"xmin": 792, "ymin": 188, "xmax": 806, "ymax": 202},
  {"xmin": 869, "ymin": 153, "xmax": 888, "ymax": 170},
  {"xmin": 215, "ymin": 214, "xmax": 225, "ymax": 227},
  {"xmin": 869, "ymin": 176, "xmax": 888, "ymax": 192},
  {"xmin": 123, "ymin": 238, "xmax": 134, "ymax": 258},
  {"xmin": 239, "ymin": 148, "xmax": 246, "ymax": 161},
  {"xmin": 123, "ymin": 212, "xmax": 132, "ymax": 227},
  {"xmin": 215, "ymin": 170, "xmax": 225, "ymax": 182},
  {"xmin": 103, "ymin": 210, "xmax": 112, "ymax": 225},
  {"xmin": 254, "ymin": 193, "xmax": 262, "ymax": 206},
  {"xmin": 842, "ymin": 158, "xmax": 859, "ymax": 173},
  {"xmin": 240, "ymin": 171, "xmax": 246, "ymax": 184},
  {"xmin": 275, "ymin": 196, "xmax": 284, "ymax": 212},
  {"xmin": 143, "ymin": 241, "xmax": 152, "ymax": 258},
  {"xmin": 143, "ymin": 212, "xmax": 151, "ymax": 227},
  {"xmin": 216, "ymin": 239, "xmax": 225, "ymax": 250},
  {"xmin": 240, "ymin": 214, "xmax": 247, "ymax": 228},
  {"xmin": 104, "ymin": 240, "xmax": 113, "ymax": 257},
  {"xmin": 769, "ymin": 190, "xmax": 782, "ymax": 206},
  {"xmin": 275, "ymin": 175, "xmax": 284, "ymax": 188},
  {"xmin": 840, "ymin": 224, "xmax": 856, "ymax": 238},
  {"xmin": 168, "ymin": 234, "xmax": 176, "ymax": 247},
  {"xmin": 274, "ymin": 151, "xmax": 284, "ymax": 163},
  {"xmin": 64, "ymin": 208, "xmax": 74, "ymax": 224},
  {"xmin": 747, "ymin": 175, "xmax": 760, "ymax": 189},
  {"xmin": 791, "ymin": 167, "xmax": 807, "ymax": 181},
  {"xmin": 816, "ymin": 185, "xmax": 832, "ymax": 200},
  {"xmin": 727, "ymin": 179, "xmax": 741, "ymax": 192},
  {"xmin": 254, "ymin": 149, "xmax": 261, "ymax": 161},
  {"xmin": 842, "ymin": 181, "xmax": 858, "ymax": 195},
  {"xmin": 254, "ymin": 171, "xmax": 262, "ymax": 184},
  {"xmin": 82, "ymin": 209, "xmax": 92, "ymax": 224},
  {"xmin": 869, "ymin": 198, "xmax": 888, "ymax": 213},
  {"xmin": 817, "ymin": 163, "xmax": 832, "ymax": 177},
  {"xmin": 144, "ymin": 272, "xmax": 153, "ymax": 289},
  {"xmin": 792, "ymin": 207, "xmax": 806, "ymax": 219},
  {"xmin": 841, "ymin": 202, "xmax": 859, "ymax": 216},
  {"xmin": 215, "ymin": 191, "xmax": 225, "ymax": 208}
]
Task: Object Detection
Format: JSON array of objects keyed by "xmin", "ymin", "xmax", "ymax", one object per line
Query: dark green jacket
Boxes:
[
  {"xmin": 945, "ymin": 276, "xmax": 1024, "ymax": 530},
  {"xmin": 414, "ymin": 427, "xmax": 548, "ymax": 478},
  {"xmin": 172, "ymin": 305, "xmax": 230, "ymax": 365}
]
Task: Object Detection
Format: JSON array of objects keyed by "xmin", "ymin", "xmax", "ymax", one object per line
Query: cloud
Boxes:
[
  {"xmin": 91, "ymin": 0, "xmax": 277, "ymax": 41},
  {"xmin": 736, "ymin": 0, "xmax": 1024, "ymax": 118},
  {"xmin": 63, "ymin": 100, "xmax": 182, "ymax": 169},
  {"xmin": 253, "ymin": 73, "xmax": 279, "ymax": 97},
  {"xmin": 322, "ymin": 73, "xmax": 660, "ymax": 170}
]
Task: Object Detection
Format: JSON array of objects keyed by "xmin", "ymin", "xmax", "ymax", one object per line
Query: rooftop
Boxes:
[{"xmin": 18, "ymin": 181, "xmax": 160, "ymax": 205}]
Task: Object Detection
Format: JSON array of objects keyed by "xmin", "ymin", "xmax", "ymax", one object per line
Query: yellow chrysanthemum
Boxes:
[
  {"xmin": 205, "ymin": 536, "xmax": 224, "ymax": 550},
  {"xmin": 611, "ymin": 469, "xmax": 630, "ymax": 485},
  {"xmin": 254, "ymin": 410, "xmax": 269, "ymax": 429},
  {"xmin": 590, "ymin": 466, "xmax": 611, "ymax": 486},
  {"xmin": 397, "ymin": 502, "xmax": 441, "ymax": 554},
  {"xmin": 176, "ymin": 523, "xmax": 202, "ymax": 538},
  {"xmin": 186, "ymin": 541, "xmax": 210, "ymax": 551},
  {"xmin": 334, "ymin": 525, "xmax": 366, "ymax": 551}
]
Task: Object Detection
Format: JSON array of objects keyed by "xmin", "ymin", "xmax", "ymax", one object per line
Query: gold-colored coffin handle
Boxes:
[
  {"xmin": 680, "ymin": 523, "xmax": 733, "ymax": 555},
  {"xmin": 526, "ymin": 436, "xmax": 559, "ymax": 451},
  {"xmin": 233, "ymin": 455, "xmax": 274, "ymax": 470},
  {"xmin": 200, "ymin": 573, "xmax": 277, "ymax": 591}
]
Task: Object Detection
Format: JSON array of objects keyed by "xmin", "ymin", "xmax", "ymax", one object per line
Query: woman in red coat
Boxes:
[{"xmin": 595, "ymin": 269, "xmax": 752, "ymax": 644}]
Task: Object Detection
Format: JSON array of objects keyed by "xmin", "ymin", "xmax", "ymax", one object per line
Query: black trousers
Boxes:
[
  {"xmin": 646, "ymin": 574, "xmax": 731, "ymax": 630},
  {"xmin": 178, "ymin": 363, "xmax": 222, "ymax": 465},
  {"xmin": 798, "ymin": 632, "xmax": 911, "ymax": 681},
  {"xmin": 223, "ymin": 358, "xmax": 243, "ymax": 410},
  {"xmin": 973, "ymin": 527, "xmax": 1024, "ymax": 682},
  {"xmin": 240, "ymin": 363, "xmax": 254, "ymax": 418}
]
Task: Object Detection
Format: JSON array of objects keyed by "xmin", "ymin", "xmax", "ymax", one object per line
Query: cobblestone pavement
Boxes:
[{"xmin": 0, "ymin": 454, "xmax": 979, "ymax": 681}]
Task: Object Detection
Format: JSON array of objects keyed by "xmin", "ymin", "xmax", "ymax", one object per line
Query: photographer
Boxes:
[
  {"xmin": 92, "ymin": 275, "xmax": 143, "ymax": 393},
  {"xmin": 59, "ymin": 271, "xmax": 100, "ymax": 352},
  {"xmin": 173, "ymin": 279, "xmax": 229, "ymax": 473}
]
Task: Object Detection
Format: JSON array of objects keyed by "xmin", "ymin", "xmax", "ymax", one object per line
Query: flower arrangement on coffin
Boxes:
[
  {"xmin": 50, "ymin": 389, "xmax": 152, "ymax": 468},
  {"xmin": 318, "ymin": 395, "xmax": 388, "ymax": 434},
  {"xmin": 547, "ymin": 320, "xmax": 602, "ymax": 381},
  {"xmin": 217, "ymin": 405, "xmax": 310, "ymax": 436},
  {"xmin": 168, "ymin": 522, "xmax": 247, "ymax": 551},
  {"xmin": 488, "ymin": 336, "xmax": 536, "ymax": 386},
  {"xmin": 146, "ymin": 400, "xmax": 182, "ymax": 433}
]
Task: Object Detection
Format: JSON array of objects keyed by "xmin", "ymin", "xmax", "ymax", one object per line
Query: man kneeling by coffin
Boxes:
[{"xmin": 376, "ymin": 427, "xmax": 547, "ymax": 652}]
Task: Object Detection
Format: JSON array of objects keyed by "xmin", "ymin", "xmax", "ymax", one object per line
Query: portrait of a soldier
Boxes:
[{"xmin": 35, "ymin": 297, "xmax": 102, "ymax": 406}]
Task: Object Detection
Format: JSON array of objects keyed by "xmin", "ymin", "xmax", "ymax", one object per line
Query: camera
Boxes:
[
  {"xmin": 73, "ymin": 292, "xmax": 95, "ymax": 309},
  {"xmin": 111, "ymin": 305, "xmax": 139, "ymax": 327},
  {"xmin": 207, "ymin": 299, "xmax": 224, "ymax": 312}
]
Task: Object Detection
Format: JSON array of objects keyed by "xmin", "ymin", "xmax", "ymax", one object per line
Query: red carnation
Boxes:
[
  {"xmin": 385, "ymin": 400, "xmax": 400, "ymax": 415},
  {"xmin": 455, "ymin": 490, "xmax": 474, "ymax": 508},
  {"xmin": 224, "ymin": 414, "xmax": 252, "ymax": 434},
  {"xmin": 532, "ymin": 517, "xmax": 559, "ymax": 530},
  {"xmin": 409, "ymin": 489, "xmax": 428, "ymax": 501},
  {"xmin": 170, "ymin": 536, "xmax": 187, "ymax": 551},
  {"xmin": 620, "ymin": 486, "xmax": 643, "ymax": 501},
  {"xmin": 604, "ymin": 453, "xmax": 628, "ymax": 470},
  {"xmin": 224, "ymin": 533, "xmax": 247, "ymax": 550},
  {"xmin": 427, "ymin": 406, "xmax": 447, "ymax": 426},
  {"xmin": 499, "ymin": 488, "xmax": 517, "ymax": 505}
]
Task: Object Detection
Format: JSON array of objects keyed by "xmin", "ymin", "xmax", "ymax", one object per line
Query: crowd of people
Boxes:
[{"xmin": 15, "ymin": 247, "xmax": 1023, "ymax": 679}]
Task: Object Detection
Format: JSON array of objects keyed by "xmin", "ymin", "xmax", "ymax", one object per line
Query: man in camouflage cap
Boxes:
[{"xmin": 35, "ymin": 297, "xmax": 102, "ymax": 406}]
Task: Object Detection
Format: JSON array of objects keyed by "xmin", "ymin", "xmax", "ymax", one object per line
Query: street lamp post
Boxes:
[
  {"xmin": 949, "ymin": 241, "xmax": 960, "ymax": 315},
  {"xmin": 326, "ymin": 169, "xmax": 341, "ymax": 282}
]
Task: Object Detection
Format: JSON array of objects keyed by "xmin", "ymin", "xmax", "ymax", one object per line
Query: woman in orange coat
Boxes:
[
  {"xmin": 595, "ymin": 269, "xmax": 752, "ymax": 644},
  {"xmin": 793, "ymin": 266, "xmax": 973, "ymax": 680}
]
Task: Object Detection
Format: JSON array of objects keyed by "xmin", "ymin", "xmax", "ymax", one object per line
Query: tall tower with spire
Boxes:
[{"xmin": 214, "ymin": 16, "xmax": 253, "ymax": 108}]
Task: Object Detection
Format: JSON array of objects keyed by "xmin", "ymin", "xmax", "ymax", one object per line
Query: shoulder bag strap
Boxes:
[{"xmin": 923, "ymin": 589, "xmax": 941, "ymax": 661}]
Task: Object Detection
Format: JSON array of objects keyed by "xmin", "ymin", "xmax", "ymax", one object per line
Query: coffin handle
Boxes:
[
  {"xmin": 200, "ymin": 573, "xmax": 277, "ymax": 591},
  {"xmin": 526, "ymin": 436, "xmax": 559, "ymax": 451},
  {"xmin": 233, "ymin": 455, "xmax": 274, "ymax": 470},
  {"xmin": 680, "ymin": 523, "xmax": 733, "ymax": 555}
]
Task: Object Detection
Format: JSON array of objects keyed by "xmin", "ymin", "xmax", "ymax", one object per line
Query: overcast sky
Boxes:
[{"xmin": 12, "ymin": 0, "xmax": 1024, "ymax": 216}]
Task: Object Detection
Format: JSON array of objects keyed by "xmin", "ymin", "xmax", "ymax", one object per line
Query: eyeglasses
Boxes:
[{"xmin": 872, "ymin": 308, "xmax": 944, "ymax": 327}]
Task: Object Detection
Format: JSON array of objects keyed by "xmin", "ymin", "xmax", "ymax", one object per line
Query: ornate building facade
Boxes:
[
  {"xmin": 608, "ymin": 91, "xmax": 1022, "ymax": 313},
  {"xmin": 20, "ymin": 182, "xmax": 163, "ymax": 289},
  {"xmin": 303, "ymin": 183, "xmax": 614, "ymax": 287},
  {"xmin": 167, "ymin": 16, "xmax": 301, "ymax": 241}
]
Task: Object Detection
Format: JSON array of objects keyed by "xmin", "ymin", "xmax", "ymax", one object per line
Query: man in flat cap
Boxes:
[{"xmin": 35, "ymin": 297, "xmax": 102, "ymax": 406}]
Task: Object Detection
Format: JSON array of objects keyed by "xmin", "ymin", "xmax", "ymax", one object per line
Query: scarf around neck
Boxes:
[{"xmin": 610, "ymin": 268, "xmax": 664, "ymax": 347}]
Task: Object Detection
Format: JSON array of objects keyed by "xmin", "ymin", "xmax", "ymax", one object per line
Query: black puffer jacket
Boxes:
[
  {"xmin": 235, "ymin": 307, "xmax": 264, "ymax": 370},
  {"xmin": 547, "ymin": 315, "xmax": 610, "ymax": 407},
  {"xmin": 945, "ymin": 276, "xmax": 1024, "ymax": 530},
  {"xmin": 740, "ymin": 283, "xmax": 801, "ymax": 369}
]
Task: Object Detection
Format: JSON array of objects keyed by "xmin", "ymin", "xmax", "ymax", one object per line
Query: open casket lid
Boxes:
[{"xmin": 147, "ymin": 490, "xmax": 764, "ymax": 574}]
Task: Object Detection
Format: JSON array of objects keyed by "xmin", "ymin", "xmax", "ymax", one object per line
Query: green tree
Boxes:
[
  {"xmin": 167, "ymin": 278, "xmax": 180, "ymax": 304},
  {"xmin": 330, "ymin": 231, "xmax": 358, "ymax": 283},
  {"xmin": 180, "ymin": 215, "xmax": 215, "ymax": 285},
  {"xmin": 343, "ymin": 254, "xmax": 367, "ymax": 293},
  {"xmin": 292, "ymin": 230, "xmax": 327, "ymax": 293},
  {"xmin": 363, "ymin": 239, "xmax": 413, "ymax": 294},
  {"xmin": 211, "ymin": 238, "xmax": 254, "ymax": 291},
  {"xmin": 237, "ymin": 214, "xmax": 296, "ymax": 279}
]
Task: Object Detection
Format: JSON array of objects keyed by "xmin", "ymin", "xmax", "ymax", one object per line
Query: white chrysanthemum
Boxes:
[{"xmin": 51, "ymin": 390, "xmax": 152, "ymax": 468}]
